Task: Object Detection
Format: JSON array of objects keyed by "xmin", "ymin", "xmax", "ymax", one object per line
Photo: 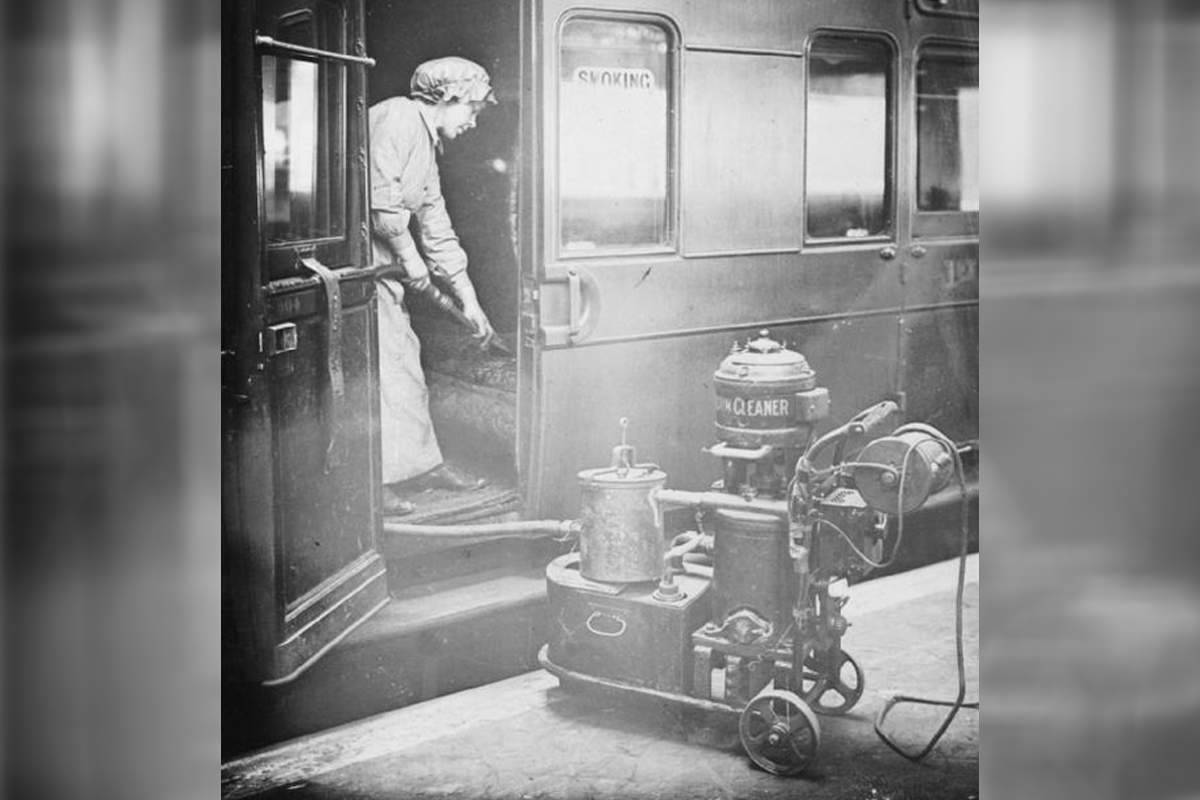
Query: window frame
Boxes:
[
  {"xmin": 913, "ymin": 0, "xmax": 979, "ymax": 21},
  {"xmin": 552, "ymin": 10, "xmax": 681, "ymax": 261},
  {"xmin": 801, "ymin": 28, "xmax": 900, "ymax": 248},
  {"xmin": 911, "ymin": 39, "xmax": 979, "ymax": 240},
  {"xmin": 256, "ymin": 0, "xmax": 357, "ymax": 278}
]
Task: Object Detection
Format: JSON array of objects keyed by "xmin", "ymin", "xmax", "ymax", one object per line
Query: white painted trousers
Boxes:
[{"xmin": 376, "ymin": 276, "xmax": 443, "ymax": 484}]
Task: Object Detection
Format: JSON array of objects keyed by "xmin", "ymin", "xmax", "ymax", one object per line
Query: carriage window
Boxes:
[
  {"xmin": 558, "ymin": 18, "xmax": 673, "ymax": 253},
  {"xmin": 917, "ymin": 51, "xmax": 979, "ymax": 212},
  {"xmin": 806, "ymin": 36, "xmax": 892, "ymax": 240},
  {"xmin": 261, "ymin": 8, "xmax": 348, "ymax": 244}
]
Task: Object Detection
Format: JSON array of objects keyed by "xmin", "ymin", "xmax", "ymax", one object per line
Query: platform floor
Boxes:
[{"xmin": 223, "ymin": 555, "xmax": 979, "ymax": 800}]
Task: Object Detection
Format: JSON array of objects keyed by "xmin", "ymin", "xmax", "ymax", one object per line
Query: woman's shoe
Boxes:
[
  {"xmin": 381, "ymin": 486, "xmax": 417, "ymax": 516},
  {"xmin": 403, "ymin": 464, "xmax": 487, "ymax": 492}
]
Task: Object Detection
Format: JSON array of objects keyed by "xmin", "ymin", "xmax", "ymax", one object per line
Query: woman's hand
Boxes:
[
  {"xmin": 460, "ymin": 297, "xmax": 496, "ymax": 342},
  {"xmin": 447, "ymin": 271, "xmax": 494, "ymax": 341}
]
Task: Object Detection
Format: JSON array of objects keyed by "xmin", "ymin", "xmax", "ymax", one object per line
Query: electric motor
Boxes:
[{"xmin": 851, "ymin": 424, "xmax": 955, "ymax": 514}]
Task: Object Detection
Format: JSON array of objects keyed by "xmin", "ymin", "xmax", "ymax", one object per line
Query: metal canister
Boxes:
[
  {"xmin": 713, "ymin": 329, "xmax": 829, "ymax": 450},
  {"xmin": 577, "ymin": 443, "xmax": 667, "ymax": 583},
  {"xmin": 711, "ymin": 508, "xmax": 791, "ymax": 630}
]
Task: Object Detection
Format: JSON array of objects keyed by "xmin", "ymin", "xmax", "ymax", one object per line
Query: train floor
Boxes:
[
  {"xmin": 223, "ymin": 555, "xmax": 979, "ymax": 800},
  {"xmin": 384, "ymin": 459, "xmax": 520, "ymax": 524}
]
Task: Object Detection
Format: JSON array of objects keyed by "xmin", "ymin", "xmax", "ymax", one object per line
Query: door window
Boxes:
[
  {"xmin": 557, "ymin": 17, "xmax": 674, "ymax": 254},
  {"xmin": 916, "ymin": 49, "xmax": 979, "ymax": 213},
  {"xmin": 805, "ymin": 34, "xmax": 894, "ymax": 241},
  {"xmin": 261, "ymin": 6, "xmax": 348, "ymax": 245}
]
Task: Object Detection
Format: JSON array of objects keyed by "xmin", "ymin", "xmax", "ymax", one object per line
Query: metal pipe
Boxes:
[
  {"xmin": 652, "ymin": 488, "xmax": 790, "ymax": 520},
  {"xmin": 254, "ymin": 35, "xmax": 377, "ymax": 66},
  {"xmin": 653, "ymin": 531, "xmax": 708, "ymax": 601},
  {"xmin": 383, "ymin": 519, "xmax": 579, "ymax": 541},
  {"xmin": 663, "ymin": 531, "xmax": 705, "ymax": 570}
]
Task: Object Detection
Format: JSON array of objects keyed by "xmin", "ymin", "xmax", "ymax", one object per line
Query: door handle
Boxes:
[
  {"xmin": 264, "ymin": 323, "xmax": 298, "ymax": 356},
  {"xmin": 540, "ymin": 266, "xmax": 600, "ymax": 346},
  {"xmin": 878, "ymin": 246, "xmax": 897, "ymax": 261},
  {"xmin": 568, "ymin": 269, "xmax": 582, "ymax": 340},
  {"xmin": 565, "ymin": 267, "xmax": 600, "ymax": 345}
]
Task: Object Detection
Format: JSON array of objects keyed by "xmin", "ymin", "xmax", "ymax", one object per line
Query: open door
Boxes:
[{"xmin": 222, "ymin": 0, "xmax": 387, "ymax": 685}]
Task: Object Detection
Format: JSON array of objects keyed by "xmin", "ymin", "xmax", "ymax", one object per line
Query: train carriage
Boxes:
[{"xmin": 222, "ymin": 0, "xmax": 977, "ymax": 753}]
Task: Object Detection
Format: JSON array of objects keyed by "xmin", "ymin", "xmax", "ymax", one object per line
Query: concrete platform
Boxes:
[{"xmin": 223, "ymin": 555, "xmax": 978, "ymax": 800}]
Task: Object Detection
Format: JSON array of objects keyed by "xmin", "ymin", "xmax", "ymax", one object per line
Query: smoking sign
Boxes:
[{"xmin": 574, "ymin": 66, "xmax": 656, "ymax": 90}]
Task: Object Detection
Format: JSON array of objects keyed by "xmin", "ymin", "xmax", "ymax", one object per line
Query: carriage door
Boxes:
[
  {"xmin": 521, "ymin": 8, "xmax": 812, "ymax": 516},
  {"xmin": 901, "ymin": 6, "xmax": 978, "ymax": 440},
  {"xmin": 223, "ymin": 0, "xmax": 387, "ymax": 685}
]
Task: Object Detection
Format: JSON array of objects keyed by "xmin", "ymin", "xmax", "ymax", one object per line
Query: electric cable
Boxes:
[
  {"xmin": 871, "ymin": 427, "xmax": 979, "ymax": 763},
  {"xmin": 813, "ymin": 517, "xmax": 888, "ymax": 569}
]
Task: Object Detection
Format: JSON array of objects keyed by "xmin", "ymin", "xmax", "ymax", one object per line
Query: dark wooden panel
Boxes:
[
  {"xmin": 265, "ymin": 273, "xmax": 375, "ymax": 323},
  {"xmin": 270, "ymin": 297, "xmax": 377, "ymax": 605},
  {"xmin": 680, "ymin": 51, "xmax": 804, "ymax": 254},
  {"xmin": 900, "ymin": 304, "xmax": 978, "ymax": 444},
  {"xmin": 906, "ymin": 241, "xmax": 978, "ymax": 305}
]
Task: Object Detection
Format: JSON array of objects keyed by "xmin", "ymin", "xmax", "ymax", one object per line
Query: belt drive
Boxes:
[{"xmin": 299, "ymin": 257, "xmax": 346, "ymax": 472}]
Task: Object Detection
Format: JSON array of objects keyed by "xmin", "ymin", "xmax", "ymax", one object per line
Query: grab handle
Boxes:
[{"xmin": 585, "ymin": 611, "xmax": 627, "ymax": 638}]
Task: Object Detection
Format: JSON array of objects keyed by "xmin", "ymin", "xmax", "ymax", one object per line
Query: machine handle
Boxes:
[
  {"xmin": 799, "ymin": 400, "xmax": 899, "ymax": 474},
  {"xmin": 705, "ymin": 442, "xmax": 773, "ymax": 460},
  {"xmin": 848, "ymin": 400, "xmax": 899, "ymax": 438},
  {"xmin": 585, "ymin": 611, "xmax": 627, "ymax": 638}
]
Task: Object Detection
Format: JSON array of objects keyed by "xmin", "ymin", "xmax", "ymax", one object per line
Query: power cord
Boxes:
[{"xmin": 871, "ymin": 426, "xmax": 980, "ymax": 762}]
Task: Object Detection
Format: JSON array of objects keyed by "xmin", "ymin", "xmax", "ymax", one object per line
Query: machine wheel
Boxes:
[
  {"xmin": 800, "ymin": 650, "xmax": 865, "ymax": 716},
  {"xmin": 738, "ymin": 689, "xmax": 821, "ymax": 776}
]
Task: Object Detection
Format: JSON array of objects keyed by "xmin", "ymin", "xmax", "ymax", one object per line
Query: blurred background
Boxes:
[
  {"xmin": 980, "ymin": 2, "xmax": 1200, "ymax": 798},
  {"xmin": 3, "ymin": 0, "xmax": 1198, "ymax": 797}
]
